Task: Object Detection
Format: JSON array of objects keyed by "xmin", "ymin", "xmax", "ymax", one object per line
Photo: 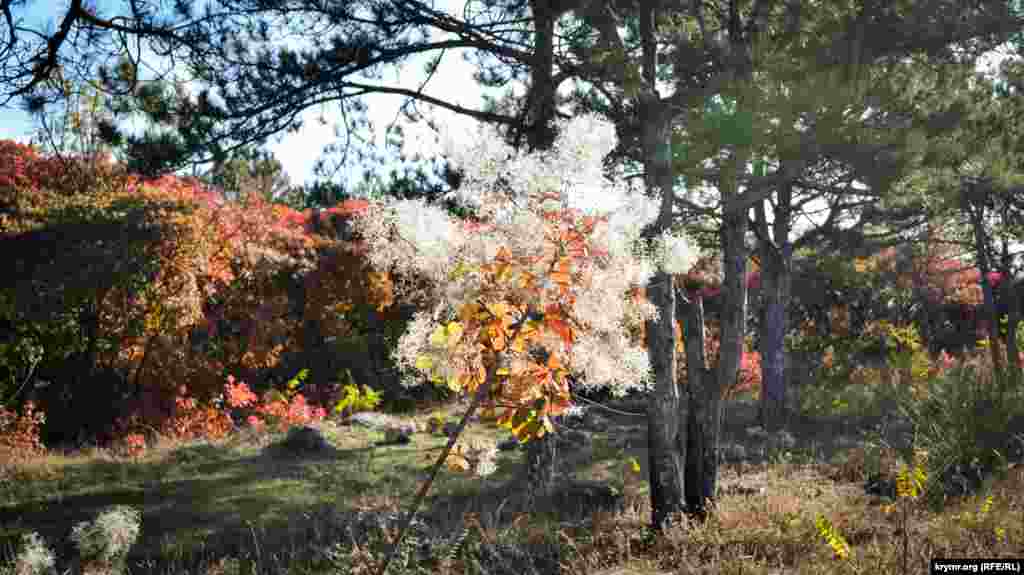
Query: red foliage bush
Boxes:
[{"xmin": 0, "ymin": 401, "xmax": 46, "ymax": 462}]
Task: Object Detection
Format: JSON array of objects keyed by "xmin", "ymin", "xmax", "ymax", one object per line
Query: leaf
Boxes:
[
  {"xmin": 628, "ymin": 457, "xmax": 641, "ymax": 473},
  {"xmin": 415, "ymin": 355, "xmax": 434, "ymax": 371},
  {"xmin": 509, "ymin": 334, "xmax": 527, "ymax": 353},
  {"xmin": 429, "ymin": 325, "xmax": 448, "ymax": 347},
  {"xmin": 449, "ymin": 262, "xmax": 469, "ymax": 281},
  {"xmin": 495, "ymin": 246, "xmax": 513, "ymax": 261},
  {"xmin": 545, "ymin": 317, "xmax": 574, "ymax": 346},
  {"xmin": 485, "ymin": 301, "xmax": 510, "ymax": 319},
  {"xmin": 488, "ymin": 323, "xmax": 507, "ymax": 351},
  {"xmin": 509, "ymin": 407, "xmax": 533, "ymax": 431},
  {"xmin": 446, "ymin": 451, "xmax": 471, "ymax": 472},
  {"xmin": 445, "ymin": 322, "xmax": 464, "ymax": 347}
]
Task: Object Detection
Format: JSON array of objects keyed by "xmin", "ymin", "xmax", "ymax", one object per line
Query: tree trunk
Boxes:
[
  {"xmin": 521, "ymin": 0, "xmax": 564, "ymax": 496},
  {"xmin": 681, "ymin": 292, "xmax": 716, "ymax": 520},
  {"xmin": 964, "ymin": 190, "xmax": 1002, "ymax": 374},
  {"xmin": 711, "ymin": 83, "xmax": 751, "ymax": 520},
  {"xmin": 754, "ymin": 166, "xmax": 793, "ymax": 431},
  {"xmin": 638, "ymin": 3, "xmax": 686, "ymax": 526},
  {"xmin": 756, "ymin": 240, "xmax": 792, "ymax": 430},
  {"xmin": 646, "ymin": 266, "xmax": 685, "ymax": 530},
  {"xmin": 757, "ymin": 252, "xmax": 790, "ymax": 430}
]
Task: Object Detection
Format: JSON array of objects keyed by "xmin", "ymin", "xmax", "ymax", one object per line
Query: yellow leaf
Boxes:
[
  {"xmin": 429, "ymin": 325, "xmax": 448, "ymax": 347},
  {"xmin": 450, "ymin": 262, "xmax": 469, "ymax": 280},
  {"xmin": 415, "ymin": 355, "xmax": 433, "ymax": 371},
  {"xmin": 628, "ymin": 457, "xmax": 641, "ymax": 473},
  {"xmin": 446, "ymin": 322, "xmax": 464, "ymax": 347},
  {"xmin": 486, "ymin": 301, "xmax": 509, "ymax": 319},
  {"xmin": 489, "ymin": 324, "xmax": 507, "ymax": 351},
  {"xmin": 459, "ymin": 302, "xmax": 481, "ymax": 323},
  {"xmin": 446, "ymin": 452, "xmax": 471, "ymax": 472},
  {"xmin": 509, "ymin": 335, "xmax": 527, "ymax": 354}
]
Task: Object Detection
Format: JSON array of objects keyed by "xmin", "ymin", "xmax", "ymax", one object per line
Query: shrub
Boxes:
[
  {"xmin": 0, "ymin": 401, "xmax": 46, "ymax": 464},
  {"xmin": 69, "ymin": 505, "xmax": 141, "ymax": 567},
  {"xmin": 895, "ymin": 351, "xmax": 1024, "ymax": 510},
  {"xmin": 332, "ymin": 370, "xmax": 383, "ymax": 421},
  {"xmin": 6, "ymin": 531, "xmax": 56, "ymax": 575}
]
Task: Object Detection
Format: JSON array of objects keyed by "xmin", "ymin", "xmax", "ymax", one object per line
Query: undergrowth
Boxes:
[{"xmin": 2, "ymin": 356, "xmax": 1023, "ymax": 575}]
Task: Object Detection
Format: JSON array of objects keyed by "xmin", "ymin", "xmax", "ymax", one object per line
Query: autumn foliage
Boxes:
[{"xmin": 0, "ymin": 140, "xmax": 397, "ymax": 454}]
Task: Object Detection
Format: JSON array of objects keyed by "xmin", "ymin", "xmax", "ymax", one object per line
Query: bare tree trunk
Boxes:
[
  {"xmin": 636, "ymin": 1, "xmax": 686, "ymax": 530},
  {"xmin": 757, "ymin": 256, "xmax": 789, "ymax": 430},
  {"xmin": 714, "ymin": 175, "xmax": 748, "ymax": 514},
  {"xmin": 753, "ymin": 164, "xmax": 793, "ymax": 430},
  {"xmin": 681, "ymin": 292, "xmax": 715, "ymax": 520},
  {"xmin": 646, "ymin": 264, "xmax": 685, "ymax": 530}
]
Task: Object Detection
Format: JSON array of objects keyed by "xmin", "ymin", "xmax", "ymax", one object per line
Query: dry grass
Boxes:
[{"xmin": 1, "ymin": 385, "xmax": 1022, "ymax": 575}]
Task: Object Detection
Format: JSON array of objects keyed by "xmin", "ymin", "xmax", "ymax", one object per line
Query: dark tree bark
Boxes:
[
  {"xmin": 681, "ymin": 290, "xmax": 717, "ymax": 520},
  {"xmin": 965, "ymin": 182, "xmax": 1003, "ymax": 375},
  {"xmin": 755, "ymin": 173, "xmax": 793, "ymax": 431}
]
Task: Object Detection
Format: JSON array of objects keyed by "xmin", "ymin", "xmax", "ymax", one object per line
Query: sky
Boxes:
[
  {"xmin": 0, "ymin": 0, "xmax": 505, "ymax": 193},
  {"xmin": 0, "ymin": 1, "xmax": 1017, "ymax": 221}
]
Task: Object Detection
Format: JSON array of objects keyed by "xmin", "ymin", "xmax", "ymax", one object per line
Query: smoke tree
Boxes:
[
  {"xmin": 354, "ymin": 113, "xmax": 695, "ymax": 396},
  {"xmin": 348, "ymin": 113, "xmax": 697, "ymax": 569}
]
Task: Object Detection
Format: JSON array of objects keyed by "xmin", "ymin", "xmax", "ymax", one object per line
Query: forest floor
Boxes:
[{"xmin": 1, "ymin": 385, "xmax": 1022, "ymax": 574}]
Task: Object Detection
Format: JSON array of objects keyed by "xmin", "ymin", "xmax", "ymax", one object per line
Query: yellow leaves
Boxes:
[
  {"xmin": 429, "ymin": 322, "xmax": 464, "ymax": 349},
  {"xmin": 449, "ymin": 261, "xmax": 471, "ymax": 281},
  {"xmin": 814, "ymin": 515, "xmax": 851, "ymax": 560},
  {"xmin": 415, "ymin": 355, "xmax": 433, "ymax": 371},
  {"xmin": 484, "ymin": 301, "xmax": 513, "ymax": 322},
  {"xmin": 444, "ymin": 450, "xmax": 472, "ymax": 473},
  {"xmin": 439, "ymin": 436, "xmax": 498, "ymax": 476},
  {"xmin": 516, "ymin": 268, "xmax": 538, "ymax": 291},
  {"xmin": 979, "ymin": 494, "xmax": 994, "ymax": 518},
  {"xmin": 895, "ymin": 463, "xmax": 927, "ymax": 499},
  {"xmin": 366, "ymin": 271, "xmax": 394, "ymax": 311},
  {"xmin": 445, "ymin": 374, "xmax": 463, "ymax": 393}
]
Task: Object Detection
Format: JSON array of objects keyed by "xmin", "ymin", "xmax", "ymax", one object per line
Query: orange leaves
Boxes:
[
  {"xmin": 548, "ymin": 256, "xmax": 574, "ymax": 296},
  {"xmin": 399, "ymin": 207, "xmax": 601, "ymax": 442},
  {"xmin": 475, "ymin": 302, "xmax": 519, "ymax": 353},
  {"xmin": 544, "ymin": 314, "xmax": 575, "ymax": 348}
]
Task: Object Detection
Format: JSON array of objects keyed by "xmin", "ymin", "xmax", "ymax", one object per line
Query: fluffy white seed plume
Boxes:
[{"xmin": 355, "ymin": 113, "xmax": 698, "ymax": 397}]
